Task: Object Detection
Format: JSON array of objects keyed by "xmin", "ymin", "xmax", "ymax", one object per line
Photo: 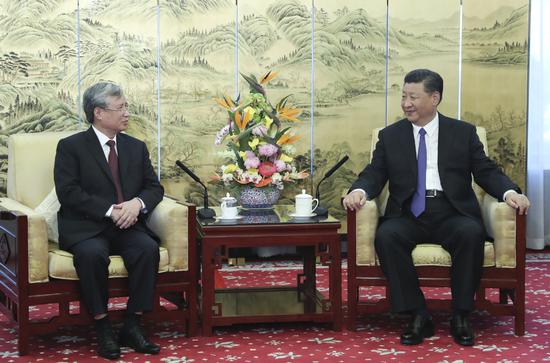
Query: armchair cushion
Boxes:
[
  {"xmin": 146, "ymin": 197, "xmax": 189, "ymax": 271},
  {"xmin": 48, "ymin": 244, "xmax": 170, "ymax": 280},
  {"xmin": 411, "ymin": 242, "xmax": 495, "ymax": 267},
  {"xmin": 34, "ymin": 187, "xmax": 60, "ymax": 243}
]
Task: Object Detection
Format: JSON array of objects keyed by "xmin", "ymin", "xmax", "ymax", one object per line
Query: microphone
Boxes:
[
  {"xmin": 175, "ymin": 160, "xmax": 216, "ymax": 219},
  {"xmin": 314, "ymin": 155, "xmax": 349, "ymax": 217}
]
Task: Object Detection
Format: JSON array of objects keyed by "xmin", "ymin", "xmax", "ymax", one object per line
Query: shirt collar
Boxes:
[
  {"xmin": 412, "ymin": 113, "xmax": 439, "ymax": 137},
  {"xmin": 92, "ymin": 125, "xmax": 117, "ymax": 146}
]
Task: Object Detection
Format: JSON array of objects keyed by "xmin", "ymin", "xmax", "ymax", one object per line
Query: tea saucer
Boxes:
[
  {"xmin": 289, "ymin": 212, "xmax": 317, "ymax": 218},
  {"xmin": 215, "ymin": 215, "xmax": 243, "ymax": 221}
]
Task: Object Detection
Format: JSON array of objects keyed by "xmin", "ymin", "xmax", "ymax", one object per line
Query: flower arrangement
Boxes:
[{"xmin": 212, "ymin": 71, "xmax": 308, "ymax": 190}]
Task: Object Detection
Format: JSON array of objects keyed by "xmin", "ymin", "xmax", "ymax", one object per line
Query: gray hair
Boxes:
[{"xmin": 82, "ymin": 82, "xmax": 124, "ymax": 123}]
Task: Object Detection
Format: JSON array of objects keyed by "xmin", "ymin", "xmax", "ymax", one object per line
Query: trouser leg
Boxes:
[
  {"xmin": 69, "ymin": 237, "xmax": 111, "ymax": 316},
  {"xmin": 435, "ymin": 215, "xmax": 485, "ymax": 311},
  {"xmin": 375, "ymin": 216, "xmax": 429, "ymax": 313},
  {"xmin": 114, "ymin": 229, "xmax": 160, "ymax": 313}
]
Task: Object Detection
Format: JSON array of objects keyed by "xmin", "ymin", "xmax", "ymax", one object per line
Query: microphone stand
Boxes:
[
  {"xmin": 314, "ymin": 177, "xmax": 330, "ymax": 217},
  {"xmin": 314, "ymin": 155, "xmax": 349, "ymax": 217},
  {"xmin": 175, "ymin": 161, "xmax": 216, "ymax": 219}
]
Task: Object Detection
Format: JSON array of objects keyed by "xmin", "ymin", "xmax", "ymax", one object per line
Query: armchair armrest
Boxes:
[
  {"xmin": 146, "ymin": 197, "xmax": 192, "ymax": 272},
  {"xmin": 351, "ymin": 200, "xmax": 379, "ymax": 266},
  {"xmin": 0, "ymin": 197, "xmax": 49, "ymax": 283},
  {"xmin": 481, "ymin": 194, "xmax": 517, "ymax": 268}
]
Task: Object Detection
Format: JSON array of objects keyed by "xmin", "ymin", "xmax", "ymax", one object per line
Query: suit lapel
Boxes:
[
  {"xmin": 117, "ymin": 134, "xmax": 130, "ymax": 191},
  {"xmin": 437, "ymin": 114, "xmax": 454, "ymax": 174},
  {"xmin": 399, "ymin": 120, "xmax": 417, "ymax": 178},
  {"xmin": 85, "ymin": 127, "xmax": 114, "ymax": 183}
]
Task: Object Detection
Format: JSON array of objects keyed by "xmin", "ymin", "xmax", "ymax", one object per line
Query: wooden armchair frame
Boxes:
[
  {"xmin": 0, "ymin": 202, "xmax": 198, "ymax": 355},
  {"xmin": 346, "ymin": 207, "xmax": 526, "ymax": 335}
]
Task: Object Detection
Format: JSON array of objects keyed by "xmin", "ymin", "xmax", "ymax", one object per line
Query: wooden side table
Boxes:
[{"xmin": 197, "ymin": 205, "xmax": 342, "ymax": 336}]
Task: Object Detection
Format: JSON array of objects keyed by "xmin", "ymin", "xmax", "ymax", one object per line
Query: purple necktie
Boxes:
[
  {"xmin": 107, "ymin": 140, "xmax": 124, "ymax": 204},
  {"xmin": 411, "ymin": 128, "xmax": 426, "ymax": 217}
]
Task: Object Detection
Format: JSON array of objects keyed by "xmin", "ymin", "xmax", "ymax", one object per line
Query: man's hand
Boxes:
[
  {"xmin": 504, "ymin": 192, "xmax": 531, "ymax": 215},
  {"xmin": 343, "ymin": 190, "xmax": 367, "ymax": 211},
  {"xmin": 111, "ymin": 198, "xmax": 142, "ymax": 229}
]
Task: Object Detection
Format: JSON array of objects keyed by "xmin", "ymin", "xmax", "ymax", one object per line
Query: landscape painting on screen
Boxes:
[{"xmin": 0, "ymin": 0, "xmax": 528, "ymax": 221}]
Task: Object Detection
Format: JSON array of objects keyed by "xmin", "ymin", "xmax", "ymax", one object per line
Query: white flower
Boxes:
[
  {"xmin": 221, "ymin": 173, "xmax": 234, "ymax": 185},
  {"xmin": 215, "ymin": 124, "xmax": 232, "ymax": 145},
  {"xmin": 282, "ymin": 144, "xmax": 296, "ymax": 154}
]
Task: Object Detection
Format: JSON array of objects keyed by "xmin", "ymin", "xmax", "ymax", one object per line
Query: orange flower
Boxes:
[
  {"xmin": 277, "ymin": 105, "xmax": 301, "ymax": 122},
  {"xmin": 260, "ymin": 70, "xmax": 279, "ymax": 85},
  {"xmin": 214, "ymin": 94, "xmax": 235, "ymax": 110}
]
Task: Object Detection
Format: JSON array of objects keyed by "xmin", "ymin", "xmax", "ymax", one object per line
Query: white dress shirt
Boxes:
[
  {"xmin": 412, "ymin": 114, "xmax": 443, "ymax": 191},
  {"xmin": 92, "ymin": 125, "xmax": 118, "ymax": 161},
  {"xmin": 91, "ymin": 126, "xmax": 145, "ymax": 216}
]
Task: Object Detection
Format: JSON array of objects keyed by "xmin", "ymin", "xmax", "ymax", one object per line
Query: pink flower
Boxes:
[
  {"xmin": 244, "ymin": 151, "xmax": 260, "ymax": 169},
  {"xmin": 258, "ymin": 143, "xmax": 278, "ymax": 157},
  {"xmin": 258, "ymin": 161, "xmax": 277, "ymax": 177},
  {"xmin": 274, "ymin": 159, "xmax": 286, "ymax": 172}
]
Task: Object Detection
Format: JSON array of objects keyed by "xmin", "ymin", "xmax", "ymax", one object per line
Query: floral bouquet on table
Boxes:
[{"xmin": 212, "ymin": 71, "xmax": 309, "ymax": 208}]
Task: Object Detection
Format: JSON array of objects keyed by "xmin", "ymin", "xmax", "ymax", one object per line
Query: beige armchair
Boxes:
[
  {"xmin": 0, "ymin": 131, "xmax": 198, "ymax": 355},
  {"xmin": 346, "ymin": 127, "xmax": 526, "ymax": 335}
]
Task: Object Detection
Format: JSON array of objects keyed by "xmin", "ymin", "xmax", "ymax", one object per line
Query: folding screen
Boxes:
[
  {"xmin": 386, "ymin": 0, "xmax": 460, "ymax": 123},
  {"xmin": 0, "ymin": 0, "xmax": 79, "ymax": 191},
  {"xmin": 0, "ymin": 0, "xmax": 530, "ymax": 214},
  {"xmin": 312, "ymin": 0, "xmax": 387, "ymax": 219},
  {"xmin": 157, "ymin": 0, "xmax": 235, "ymax": 201},
  {"xmin": 462, "ymin": 0, "xmax": 529, "ymax": 188}
]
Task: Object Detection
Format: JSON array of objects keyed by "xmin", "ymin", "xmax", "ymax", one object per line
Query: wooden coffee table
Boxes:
[{"xmin": 196, "ymin": 205, "xmax": 342, "ymax": 336}]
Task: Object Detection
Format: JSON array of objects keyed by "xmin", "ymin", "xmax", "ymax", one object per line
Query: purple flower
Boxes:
[
  {"xmin": 274, "ymin": 159, "xmax": 286, "ymax": 172},
  {"xmin": 252, "ymin": 125, "xmax": 268, "ymax": 136},
  {"xmin": 258, "ymin": 143, "xmax": 278, "ymax": 157}
]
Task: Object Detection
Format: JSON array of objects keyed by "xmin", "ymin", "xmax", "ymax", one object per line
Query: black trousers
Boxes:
[
  {"xmin": 374, "ymin": 196, "xmax": 485, "ymax": 313},
  {"xmin": 69, "ymin": 224, "xmax": 160, "ymax": 316}
]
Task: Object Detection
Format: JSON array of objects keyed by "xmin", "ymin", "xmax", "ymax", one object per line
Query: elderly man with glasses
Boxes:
[{"xmin": 54, "ymin": 82, "xmax": 164, "ymax": 359}]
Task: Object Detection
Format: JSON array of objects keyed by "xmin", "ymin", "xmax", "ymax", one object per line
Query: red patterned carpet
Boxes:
[{"xmin": 1, "ymin": 255, "xmax": 549, "ymax": 362}]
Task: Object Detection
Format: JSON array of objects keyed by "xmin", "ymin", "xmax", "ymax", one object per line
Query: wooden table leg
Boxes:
[
  {"xmin": 201, "ymin": 240, "xmax": 215, "ymax": 336},
  {"xmin": 301, "ymin": 245, "xmax": 316, "ymax": 313},
  {"xmin": 330, "ymin": 234, "xmax": 342, "ymax": 331}
]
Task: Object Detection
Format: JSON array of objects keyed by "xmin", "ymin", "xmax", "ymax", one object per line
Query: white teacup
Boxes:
[
  {"xmin": 221, "ymin": 193, "xmax": 238, "ymax": 219},
  {"xmin": 295, "ymin": 189, "xmax": 319, "ymax": 216}
]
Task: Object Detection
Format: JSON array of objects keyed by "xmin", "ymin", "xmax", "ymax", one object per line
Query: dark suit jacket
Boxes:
[
  {"xmin": 351, "ymin": 114, "xmax": 520, "ymax": 222},
  {"xmin": 54, "ymin": 127, "xmax": 164, "ymax": 250}
]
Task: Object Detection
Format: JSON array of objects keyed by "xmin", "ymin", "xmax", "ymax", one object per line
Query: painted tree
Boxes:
[
  {"xmin": 0, "ymin": 52, "xmax": 30, "ymax": 84},
  {"xmin": 493, "ymin": 136, "xmax": 516, "ymax": 176},
  {"xmin": 55, "ymin": 45, "xmax": 76, "ymax": 75}
]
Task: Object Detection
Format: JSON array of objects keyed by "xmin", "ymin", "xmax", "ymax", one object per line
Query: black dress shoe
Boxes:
[
  {"xmin": 119, "ymin": 324, "xmax": 161, "ymax": 354},
  {"xmin": 450, "ymin": 315, "xmax": 475, "ymax": 346},
  {"xmin": 400, "ymin": 314, "xmax": 435, "ymax": 345},
  {"xmin": 95, "ymin": 317, "xmax": 120, "ymax": 360}
]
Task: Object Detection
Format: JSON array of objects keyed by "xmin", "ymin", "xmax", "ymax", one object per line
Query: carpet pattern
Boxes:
[{"xmin": 0, "ymin": 255, "xmax": 548, "ymax": 362}]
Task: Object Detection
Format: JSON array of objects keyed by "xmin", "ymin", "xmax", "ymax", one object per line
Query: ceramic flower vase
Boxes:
[{"xmin": 239, "ymin": 185, "xmax": 281, "ymax": 209}]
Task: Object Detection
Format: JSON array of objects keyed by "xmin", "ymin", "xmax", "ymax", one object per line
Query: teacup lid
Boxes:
[
  {"xmin": 296, "ymin": 189, "xmax": 312, "ymax": 199},
  {"xmin": 222, "ymin": 192, "xmax": 235, "ymax": 200}
]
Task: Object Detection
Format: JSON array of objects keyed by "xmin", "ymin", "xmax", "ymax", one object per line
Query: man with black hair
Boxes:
[{"xmin": 343, "ymin": 69, "xmax": 530, "ymax": 346}]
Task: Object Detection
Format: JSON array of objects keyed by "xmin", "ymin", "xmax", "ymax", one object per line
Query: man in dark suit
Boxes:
[
  {"xmin": 54, "ymin": 82, "xmax": 164, "ymax": 359},
  {"xmin": 343, "ymin": 69, "xmax": 530, "ymax": 346}
]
